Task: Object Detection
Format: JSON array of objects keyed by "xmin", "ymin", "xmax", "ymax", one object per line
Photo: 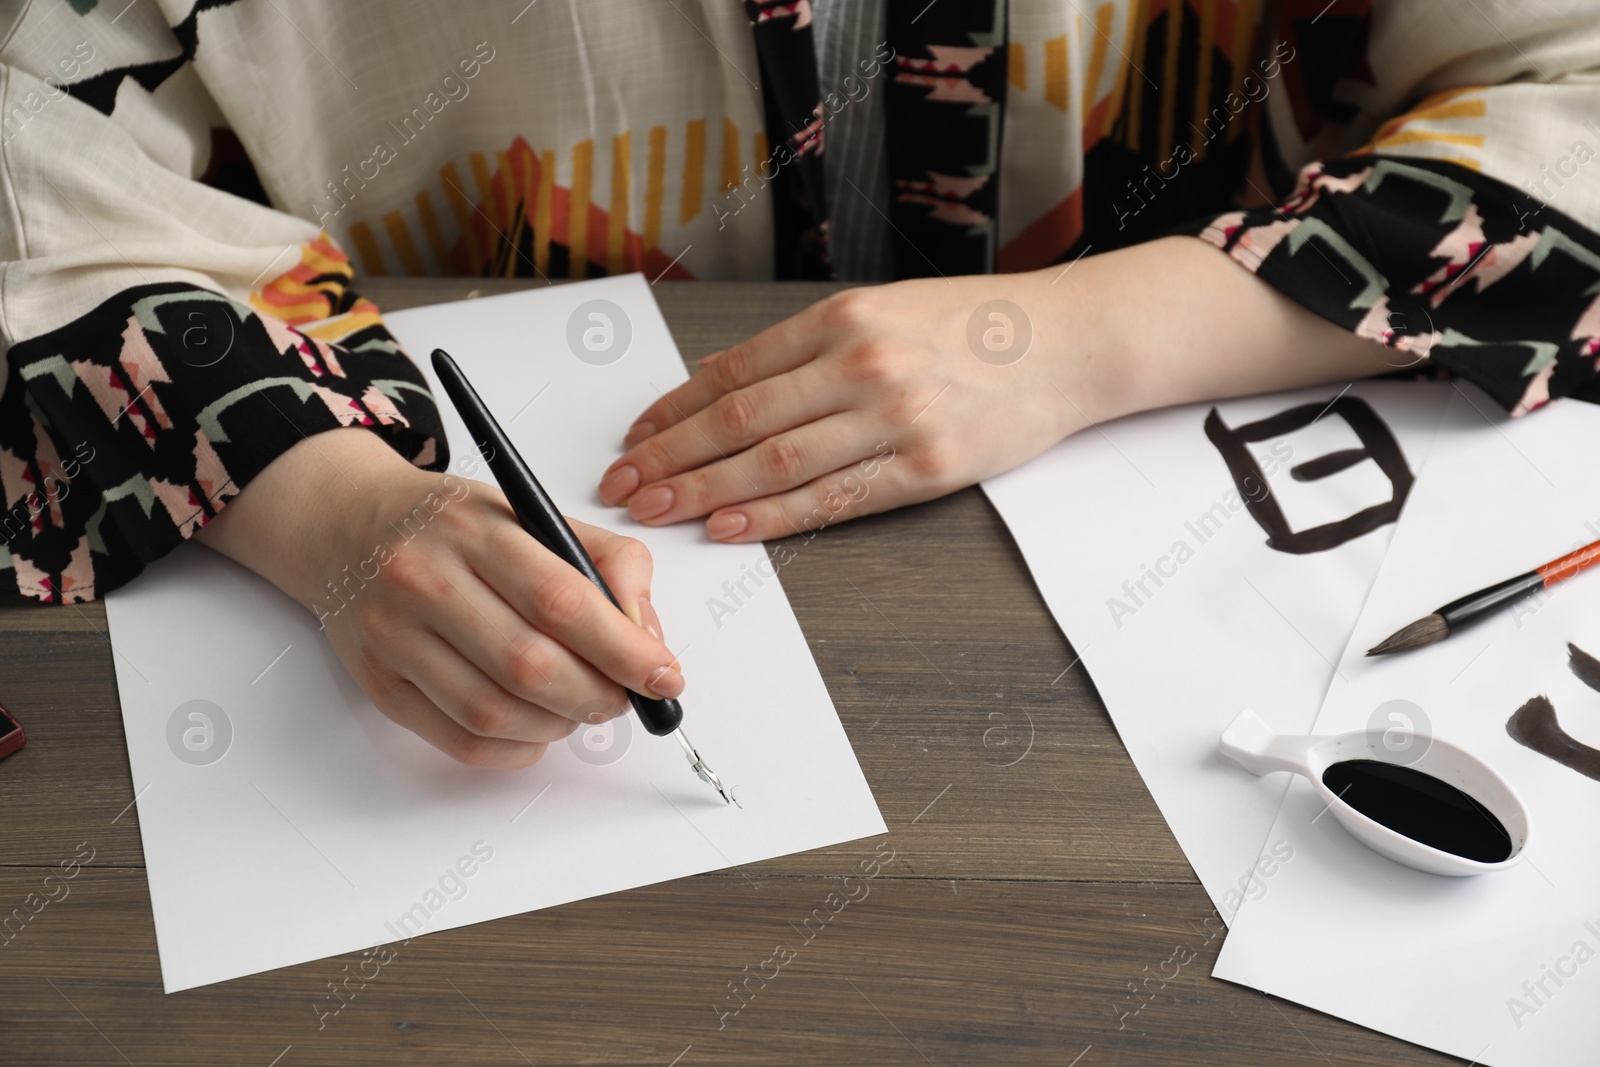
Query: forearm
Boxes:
[{"xmin": 1049, "ymin": 236, "xmax": 1401, "ymax": 426}]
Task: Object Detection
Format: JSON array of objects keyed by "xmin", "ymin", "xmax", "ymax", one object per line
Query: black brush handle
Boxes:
[
  {"xmin": 431, "ymin": 348, "xmax": 682, "ymax": 736},
  {"xmin": 1437, "ymin": 571, "xmax": 1545, "ymax": 631}
]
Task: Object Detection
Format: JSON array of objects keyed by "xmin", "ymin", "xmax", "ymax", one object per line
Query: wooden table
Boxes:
[{"xmin": 0, "ymin": 279, "xmax": 1465, "ymax": 1066}]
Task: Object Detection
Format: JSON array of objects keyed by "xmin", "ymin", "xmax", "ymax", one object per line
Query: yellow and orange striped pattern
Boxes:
[
  {"xmin": 338, "ymin": 115, "xmax": 767, "ymax": 282},
  {"xmin": 1355, "ymin": 87, "xmax": 1487, "ymax": 171},
  {"xmin": 248, "ymin": 235, "xmax": 383, "ymax": 343},
  {"xmin": 1000, "ymin": 0, "xmax": 1261, "ymax": 269}
]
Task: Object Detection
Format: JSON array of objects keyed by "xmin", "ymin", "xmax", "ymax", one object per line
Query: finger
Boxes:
[
  {"xmin": 383, "ymin": 627, "xmax": 593, "ymax": 744},
  {"xmin": 416, "ymin": 560, "xmax": 628, "ymax": 722},
  {"xmin": 621, "ymin": 301, "xmax": 832, "ymax": 447},
  {"xmin": 628, "ymin": 412, "xmax": 883, "ymax": 527},
  {"xmin": 370, "ymin": 675, "xmax": 553, "ymax": 769},
  {"xmin": 467, "ymin": 517, "xmax": 689, "ymax": 702},
  {"xmin": 571, "ymin": 517, "xmax": 654, "ymax": 628},
  {"xmin": 601, "ymin": 365, "xmax": 844, "ymax": 505},
  {"xmin": 706, "ymin": 452, "xmax": 915, "ymax": 543}
]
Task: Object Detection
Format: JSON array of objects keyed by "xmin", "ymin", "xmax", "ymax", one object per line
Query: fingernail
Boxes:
[
  {"xmin": 706, "ymin": 511, "xmax": 749, "ymax": 541},
  {"xmin": 639, "ymin": 595, "xmax": 663, "ymax": 640},
  {"xmin": 629, "ymin": 485, "xmax": 674, "ymax": 521},
  {"xmin": 599, "ymin": 464, "xmax": 640, "ymax": 505},
  {"xmin": 698, "ymin": 351, "xmax": 723, "ymax": 368},
  {"xmin": 623, "ymin": 420, "xmax": 656, "ymax": 448},
  {"xmin": 646, "ymin": 664, "xmax": 685, "ymax": 699}
]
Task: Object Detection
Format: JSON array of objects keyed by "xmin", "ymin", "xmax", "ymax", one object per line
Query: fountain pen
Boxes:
[{"xmin": 430, "ymin": 348, "xmax": 730, "ymax": 803}]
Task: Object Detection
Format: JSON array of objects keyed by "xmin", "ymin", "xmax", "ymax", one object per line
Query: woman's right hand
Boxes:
[{"xmin": 195, "ymin": 427, "xmax": 682, "ymax": 768}]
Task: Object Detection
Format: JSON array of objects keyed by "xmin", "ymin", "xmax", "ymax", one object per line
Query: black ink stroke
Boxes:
[
  {"xmin": 1506, "ymin": 696, "xmax": 1600, "ymax": 783},
  {"xmin": 1568, "ymin": 642, "xmax": 1600, "ymax": 693}
]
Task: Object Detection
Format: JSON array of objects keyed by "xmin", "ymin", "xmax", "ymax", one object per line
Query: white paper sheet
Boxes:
[
  {"xmin": 104, "ymin": 275, "xmax": 884, "ymax": 993},
  {"xmin": 1213, "ymin": 391, "xmax": 1600, "ymax": 1066},
  {"xmin": 981, "ymin": 381, "xmax": 1453, "ymax": 909}
]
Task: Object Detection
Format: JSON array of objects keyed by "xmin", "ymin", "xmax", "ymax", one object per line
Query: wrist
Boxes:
[
  {"xmin": 1017, "ymin": 256, "xmax": 1141, "ymax": 440},
  {"xmin": 196, "ymin": 428, "xmax": 431, "ymax": 610}
]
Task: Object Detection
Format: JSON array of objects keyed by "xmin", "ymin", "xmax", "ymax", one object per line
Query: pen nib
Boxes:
[{"xmin": 673, "ymin": 728, "xmax": 731, "ymax": 804}]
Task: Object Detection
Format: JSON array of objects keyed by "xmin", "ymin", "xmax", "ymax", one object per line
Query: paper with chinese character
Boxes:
[
  {"xmin": 1214, "ymin": 390, "xmax": 1600, "ymax": 1067},
  {"xmin": 982, "ymin": 380, "xmax": 1453, "ymax": 909}
]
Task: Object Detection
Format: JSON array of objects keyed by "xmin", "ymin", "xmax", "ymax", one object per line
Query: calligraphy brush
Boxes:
[{"xmin": 1368, "ymin": 536, "xmax": 1600, "ymax": 656}]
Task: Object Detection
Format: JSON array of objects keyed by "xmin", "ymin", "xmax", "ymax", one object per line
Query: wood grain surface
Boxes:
[{"xmin": 0, "ymin": 279, "xmax": 1465, "ymax": 1066}]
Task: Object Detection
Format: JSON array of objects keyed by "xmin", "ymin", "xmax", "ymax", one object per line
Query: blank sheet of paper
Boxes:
[
  {"xmin": 981, "ymin": 382, "xmax": 1453, "ymax": 910},
  {"xmin": 104, "ymin": 276, "xmax": 884, "ymax": 993},
  {"xmin": 1214, "ymin": 393, "xmax": 1600, "ymax": 1067}
]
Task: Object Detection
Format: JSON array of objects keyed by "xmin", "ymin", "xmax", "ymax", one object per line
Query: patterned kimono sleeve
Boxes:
[
  {"xmin": 0, "ymin": 63, "xmax": 447, "ymax": 604},
  {"xmin": 1, "ymin": 284, "xmax": 447, "ymax": 604},
  {"xmin": 1183, "ymin": 151, "xmax": 1600, "ymax": 417}
]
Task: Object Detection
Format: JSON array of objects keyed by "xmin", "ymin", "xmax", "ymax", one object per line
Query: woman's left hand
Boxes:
[
  {"xmin": 596, "ymin": 270, "xmax": 1103, "ymax": 542},
  {"xmin": 597, "ymin": 235, "xmax": 1409, "ymax": 542}
]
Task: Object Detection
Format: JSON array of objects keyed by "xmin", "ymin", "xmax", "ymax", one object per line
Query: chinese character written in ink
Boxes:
[{"xmin": 1204, "ymin": 396, "xmax": 1414, "ymax": 555}]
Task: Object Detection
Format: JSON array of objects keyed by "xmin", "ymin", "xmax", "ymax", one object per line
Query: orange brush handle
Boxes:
[{"xmin": 1538, "ymin": 538, "xmax": 1600, "ymax": 586}]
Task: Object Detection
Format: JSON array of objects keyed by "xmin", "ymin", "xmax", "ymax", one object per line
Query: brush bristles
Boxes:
[{"xmin": 1367, "ymin": 614, "xmax": 1450, "ymax": 656}]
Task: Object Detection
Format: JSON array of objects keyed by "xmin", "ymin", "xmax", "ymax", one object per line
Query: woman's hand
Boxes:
[
  {"xmin": 597, "ymin": 270, "xmax": 1101, "ymax": 542},
  {"xmin": 196, "ymin": 427, "xmax": 681, "ymax": 769},
  {"xmin": 598, "ymin": 237, "xmax": 1402, "ymax": 541}
]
